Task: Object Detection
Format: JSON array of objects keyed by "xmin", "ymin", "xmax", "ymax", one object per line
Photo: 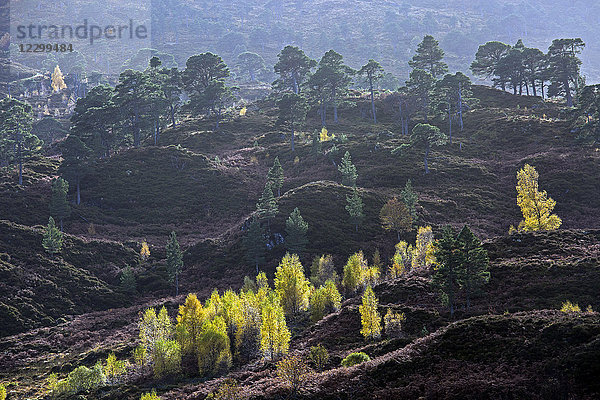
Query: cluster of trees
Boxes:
[
  {"xmin": 134, "ymin": 253, "xmax": 339, "ymax": 380},
  {"xmin": 471, "ymin": 39, "xmax": 586, "ymax": 106}
]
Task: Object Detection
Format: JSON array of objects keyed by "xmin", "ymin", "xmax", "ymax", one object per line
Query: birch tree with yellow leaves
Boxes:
[{"xmin": 516, "ymin": 164, "xmax": 562, "ymax": 231}]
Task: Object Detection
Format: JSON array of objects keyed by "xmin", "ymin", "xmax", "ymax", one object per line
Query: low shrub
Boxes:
[{"xmin": 340, "ymin": 352, "xmax": 370, "ymax": 367}]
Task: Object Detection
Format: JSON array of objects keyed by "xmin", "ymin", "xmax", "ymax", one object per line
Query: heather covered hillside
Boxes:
[{"xmin": 1, "ymin": 4, "xmax": 600, "ymax": 399}]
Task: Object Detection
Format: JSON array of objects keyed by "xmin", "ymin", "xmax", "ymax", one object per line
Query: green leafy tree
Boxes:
[
  {"xmin": 309, "ymin": 280, "xmax": 341, "ymax": 322},
  {"xmin": 345, "ymin": 188, "xmax": 364, "ymax": 232},
  {"xmin": 516, "ymin": 164, "xmax": 562, "ymax": 231},
  {"xmin": 285, "ymin": 208, "xmax": 309, "ymax": 256},
  {"xmin": 244, "ymin": 217, "xmax": 266, "ymax": 274},
  {"xmin": 309, "ymin": 344, "xmax": 329, "ymax": 370},
  {"xmin": 276, "ymin": 353, "xmax": 311, "ymax": 395},
  {"xmin": 273, "ymin": 45, "xmax": 316, "ymax": 94},
  {"xmin": 58, "ymin": 135, "xmax": 92, "ymax": 205},
  {"xmin": 310, "ymin": 254, "xmax": 338, "ymax": 286},
  {"xmin": 256, "ymin": 183, "xmax": 278, "ymax": 230},
  {"xmin": 379, "ymin": 197, "xmax": 412, "ymax": 241},
  {"xmin": 457, "ymin": 226, "xmax": 490, "ymax": 310},
  {"xmin": 139, "ymin": 306, "xmax": 174, "ymax": 362},
  {"xmin": 260, "ymin": 296, "xmax": 291, "ymax": 359},
  {"xmin": 0, "ymin": 97, "xmax": 40, "ymax": 185},
  {"xmin": 267, "ymin": 156, "xmax": 284, "ymax": 196},
  {"xmin": 409, "ymin": 35, "xmax": 448, "ymax": 79},
  {"xmin": 547, "ymin": 38, "xmax": 585, "ymax": 107},
  {"xmin": 400, "ymin": 180, "xmax": 418, "ymax": 222},
  {"xmin": 277, "ymin": 93, "xmax": 309, "ymax": 151},
  {"xmin": 49, "ymin": 177, "xmax": 70, "ymax": 231},
  {"xmin": 274, "ymin": 253, "xmax": 311, "ymax": 315},
  {"xmin": 342, "ymin": 251, "xmax": 368, "ymax": 295},
  {"xmin": 42, "ymin": 216, "xmax": 63, "ymax": 255},
  {"xmin": 393, "ymin": 123, "xmax": 448, "ymax": 174},
  {"xmin": 197, "ymin": 316, "xmax": 232, "ymax": 376},
  {"xmin": 166, "ymin": 231, "xmax": 184, "ymax": 296},
  {"xmin": 358, "ymin": 59, "xmax": 384, "ymax": 123},
  {"xmin": 153, "ymin": 339, "xmax": 181, "ymax": 378},
  {"xmin": 338, "ymin": 151, "xmax": 357, "ymax": 187},
  {"xmin": 140, "ymin": 390, "xmax": 161, "ymax": 400},
  {"xmin": 359, "ymin": 286, "xmax": 381, "ymax": 340}
]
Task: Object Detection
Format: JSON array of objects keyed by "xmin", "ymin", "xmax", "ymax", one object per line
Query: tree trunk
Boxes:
[
  {"xmin": 18, "ymin": 141, "xmax": 23, "ymax": 185},
  {"xmin": 448, "ymin": 103, "xmax": 452, "ymax": 145},
  {"xmin": 333, "ymin": 87, "xmax": 338, "ymax": 123},
  {"xmin": 76, "ymin": 177, "xmax": 81, "ymax": 205},
  {"xmin": 458, "ymin": 83, "xmax": 464, "ymax": 131},
  {"xmin": 424, "ymin": 144, "xmax": 430, "ymax": 174},
  {"xmin": 531, "ymin": 78, "xmax": 537, "ymax": 97},
  {"xmin": 291, "ymin": 125, "xmax": 295, "ymax": 152},
  {"xmin": 170, "ymin": 104, "xmax": 176, "ymax": 127},
  {"xmin": 564, "ymin": 78, "xmax": 573, "ymax": 107},
  {"xmin": 175, "ymin": 273, "xmax": 179, "ymax": 296},
  {"xmin": 370, "ymin": 80, "xmax": 377, "ymax": 124}
]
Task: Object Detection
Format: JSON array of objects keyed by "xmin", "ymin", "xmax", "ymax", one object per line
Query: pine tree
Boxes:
[
  {"xmin": 457, "ymin": 226, "xmax": 490, "ymax": 310},
  {"xmin": 42, "ymin": 216, "xmax": 63, "ymax": 255},
  {"xmin": 260, "ymin": 296, "xmax": 291, "ymax": 360},
  {"xmin": 120, "ymin": 265, "xmax": 137, "ymax": 294},
  {"xmin": 393, "ymin": 123, "xmax": 448, "ymax": 174},
  {"xmin": 358, "ymin": 59, "xmax": 384, "ymax": 123},
  {"xmin": 406, "ymin": 68, "xmax": 435, "ymax": 122},
  {"xmin": 516, "ymin": 164, "xmax": 561, "ymax": 231},
  {"xmin": 273, "ymin": 45, "xmax": 316, "ymax": 94},
  {"xmin": 166, "ymin": 231, "xmax": 184, "ymax": 296},
  {"xmin": 274, "ymin": 253, "xmax": 311, "ymax": 316},
  {"xmin": 409, "ymin": 35, "xmax": 448, "ymax": 79},
  {"xmin": 277, "ymin": 93, "xmax": 309, "ymax": 151},
  {"xmin": 267, "ymin": 157, "xmax": 284, "ymax": 196},
  {"xmin": 547, "ymin": 39, "xmax": 585, "ymax": 107},
  {"xmin": 359, "ymin": 286, "xmax": 381, "ymax": 340},
  {"xmin": 256, "ymin": 184, "xmax": 278, "ymax": 229},
  {"xmin": 432, "ymin": 226, "xmax": 462, "ymax": 317},
  {"xmin": 51, "ymin": 65, "xmax": 67, "ymax": 92},
  {"xmin": 380, "ymin": 197, "xmax": 412, "ymax": 241},
  {"xmin": 400, "ymin": 180, "xmax": 418, "ymax": 221},
  {"xmin": 345, "ymin": 188, "xmax": 364, "ymax": 232},
  {"xmin": 471, "ymin": 41, "xmax": 512, "ymax": 87},
  {"xmin": 285, "ymin": 208, "xmax": 309, "ymax": 255},
  {"xmin": 244, "ymin": 217, "xmax": 266, "ymax": 274},
  {"xmin": 0, "ymin": 97, "xmax": 40, "ymax": 185},
  {"xmin": 49, "ymin": 177, "xmax": 70, "ymax": 232},
  {"xmin": 338, "ymin": 151, "xmax": 357, "ymax": 187}
]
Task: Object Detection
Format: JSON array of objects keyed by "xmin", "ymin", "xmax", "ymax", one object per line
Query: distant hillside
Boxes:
[{"xmin": 148, "ymin": 0, "xmax": 600, "ymax": 83}]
